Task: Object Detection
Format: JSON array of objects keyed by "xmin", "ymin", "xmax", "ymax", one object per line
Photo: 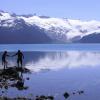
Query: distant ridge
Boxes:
[{"xmin": 0, "ymin": 10, "xmax": 100, "ymax": 43}]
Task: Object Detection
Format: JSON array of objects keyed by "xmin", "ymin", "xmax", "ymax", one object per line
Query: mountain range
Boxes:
[{"xmin": 0, "ymin": 10, "xmax": 100, "ymax": 43}]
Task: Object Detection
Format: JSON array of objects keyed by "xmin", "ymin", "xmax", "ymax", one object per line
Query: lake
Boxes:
[
  {"xmin": 0, "ymin": 44, "xmax": 100, "ymax": 100},
  {"xmin": 0, "ymin": 44, "xmax": 100, "ymax": 51}
]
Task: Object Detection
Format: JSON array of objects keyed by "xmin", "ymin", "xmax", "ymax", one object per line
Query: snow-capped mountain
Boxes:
[{"xmin": 0, "ymin": 10, "xmax": 100, "ymax": 43}]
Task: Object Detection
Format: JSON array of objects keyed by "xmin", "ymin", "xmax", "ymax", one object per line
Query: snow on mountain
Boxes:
[
  {"xmin": 18, "ymin": 16, "xmax": 100, "ymax": 38},
  {"xmin": 17, "ymin": 16, "xmax": 100, "ymax": 41},
  {"xmin": 0, "ymin": 11, "xmax": 16, "ymax": 27},
  {"xmin": 1, "ymin": 10, "xmax": 100, "ymax": 42},
  {"xmin": 0, "ymin": 11, "xmax": 12, "ymax": 20}
]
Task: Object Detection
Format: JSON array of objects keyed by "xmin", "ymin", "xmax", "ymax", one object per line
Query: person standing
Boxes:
[
  {"xmin": 2, "ymin": 51, "xmax": 10, "ymax": 70},
  {"xmin": 12, "ymin": 50, "xmax": 24, "ymax": 67}
]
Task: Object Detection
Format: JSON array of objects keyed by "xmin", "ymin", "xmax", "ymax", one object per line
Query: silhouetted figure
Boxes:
[
  {"xmin": 13, "ymin": 50, "xmax": 24, "ymax": 67},
  {"xmin": 2, "ymin": 51, "xmax": 9, "ymax": 70}
]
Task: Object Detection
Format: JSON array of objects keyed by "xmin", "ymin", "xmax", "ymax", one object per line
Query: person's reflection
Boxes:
[
  {"xmin": 17, "ymin": 72, "xmax": 24, "ymax": 87},
  {"xmin": 0, "ymin": 68, "xmax": 28, "ymax": 92},
  {"xmin": 15, "ymin": 71, "xmax": 28, "ymax": 90}
]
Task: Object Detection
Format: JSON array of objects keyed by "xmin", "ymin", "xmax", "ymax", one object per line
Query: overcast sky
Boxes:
[{"xmin": 0, "ymin": 0, "xmax": 100, "ymax": 20}]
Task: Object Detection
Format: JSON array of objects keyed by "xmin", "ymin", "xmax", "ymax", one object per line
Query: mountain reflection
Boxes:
[
  {"xmin": 0, "ymin": 51, "xmax": 100, "ymax": 72},
  {"xmin": 25, "ymin": 51, "xmax": 100, "ymax": 72}
]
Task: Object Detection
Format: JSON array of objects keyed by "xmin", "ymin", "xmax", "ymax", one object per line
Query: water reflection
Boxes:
[
  {"xmin": 0, "ymin": 67, "xmax": 29, "ymax": 91},
  {"xmin": 0, "ymin": 51, "xmax": 100, "ymax": 99},
  {"xmin": 0, "ymin": 51, "xmax": 100, "ymax": 72},
  {"xmin": 24, "ymin": 51, "xmax": 100, "ymax": 72}
]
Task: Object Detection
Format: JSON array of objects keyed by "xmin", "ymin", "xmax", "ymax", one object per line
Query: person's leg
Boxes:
[
  {"xmin": 3, "ymin": 59, "xmax": 6, "ymax": 70},
  {"xmin": 2, "ymin": 60, "xmax": 5, "ymax": 70},
  {"xmin": 5, "ymin": 61, "xmax": 8, "ymax": 68},
  {"xmin": 2, "ymin": 60, "xmax": 3, "ymax": 66},
  {"xmin": 17, "ymin": 59, "xmax": 19, "ymax": 67},
  {"xmin": 4, "ymin": 61, "xmax": 6, "ymax": 70},
  {"xmin": 20, "ymin": 59, "xmax": 22, "ymax": 67}
]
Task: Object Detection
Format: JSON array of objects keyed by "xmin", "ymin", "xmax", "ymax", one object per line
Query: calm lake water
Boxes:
[
  {"xmin": 0, "ymin": 44, "xmax": 100, "ymax": 100},
  {"xmin": 0, "ymin": 44, "xmax": 100, "ymax": 51}
]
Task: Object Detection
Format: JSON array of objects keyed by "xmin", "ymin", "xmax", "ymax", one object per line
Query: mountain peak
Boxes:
[{"xmin": 0, "ymin": 10, "xmax": 100, "ymax": 43}]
